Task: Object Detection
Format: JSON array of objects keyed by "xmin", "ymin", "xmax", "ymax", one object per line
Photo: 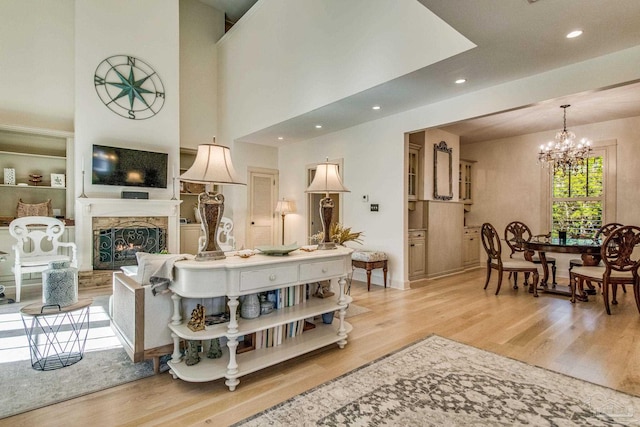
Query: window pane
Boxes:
[
  {"xmin": 552, "ymin": 171, "xmax": 569, "ymax": 198},
  {"xmin": 552, "ymin": 200, "xmax": 602, "ymax": 238},
  {"xmin": 586, "ymin": 156, "xmax": 603, "ymax": 197}
]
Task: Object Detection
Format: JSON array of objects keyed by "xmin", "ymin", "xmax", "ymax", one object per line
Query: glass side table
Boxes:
[{"xmin": 20, "ymin": 298, "xmax": 93, "ymax": 371}]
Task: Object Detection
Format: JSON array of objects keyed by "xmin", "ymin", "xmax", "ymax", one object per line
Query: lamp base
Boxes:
[
  {"xmin": 317, "ymin": 242, "xmax": 338, "ymax": 250},
  {"xmin": 195, "ymin": 250, "xmax": 226, "ymax": 261}
]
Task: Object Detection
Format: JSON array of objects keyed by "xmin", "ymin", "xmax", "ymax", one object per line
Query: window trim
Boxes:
[{"xmin": 541, "ymin": 139, "xmax": 617, "ymax": 233}]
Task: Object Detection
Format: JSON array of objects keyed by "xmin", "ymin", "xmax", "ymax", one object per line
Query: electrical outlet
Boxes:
[
  {"xmin": 362, "ymin": 194, "xmax": 369, "ymax": 202},
  {"xmin": 370, "ymin": 203, "xmax": 379, "ymax": 212}
]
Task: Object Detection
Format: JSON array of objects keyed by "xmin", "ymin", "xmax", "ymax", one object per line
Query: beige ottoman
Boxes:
[{"xmin": 351, "ymin": 250, "xmax": 388, "ymax": 291}]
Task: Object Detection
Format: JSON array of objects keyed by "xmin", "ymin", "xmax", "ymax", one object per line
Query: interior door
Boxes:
[{"xmin": 247, "ymin": 168, "xmax": 278, "ymax": 248}]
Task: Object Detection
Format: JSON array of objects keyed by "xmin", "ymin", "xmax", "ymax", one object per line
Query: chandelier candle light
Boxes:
[
  {"xmin": 538, "ymin": 104, "xmax": 592, "ymax": 174},
  {"xmin": 305, "ymin": 159, "xmax": 350, "ymax": 250},
  {"xmin": 180, "ymin": 139, "xmax": 245, "ymax": 261}
]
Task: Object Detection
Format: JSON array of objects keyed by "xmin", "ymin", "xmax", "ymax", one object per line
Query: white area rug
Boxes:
[
  {"xmin": 234, "ymin": 335, "xmax": 640, "ymax": 426},
  {"xmin": 0, "ymin": 296, "xmax": 163, "ymax": 419}
]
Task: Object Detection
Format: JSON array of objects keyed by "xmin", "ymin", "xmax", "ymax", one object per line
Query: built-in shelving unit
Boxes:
[{"xmin": 0, "ymin": 125, "xmax": 74, "ymax": 219}]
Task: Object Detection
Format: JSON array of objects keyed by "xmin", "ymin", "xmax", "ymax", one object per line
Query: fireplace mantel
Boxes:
[{"xmin": 75, "ymin": 198, "xmax": 182, "ymax": 271}]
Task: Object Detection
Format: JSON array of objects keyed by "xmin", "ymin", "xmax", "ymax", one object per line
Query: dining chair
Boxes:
[
  {"xmin": 481, "ymin": 223, "xmax": 539, "ymax": 297},
  {"xmin": 569, "ymin": 225, "xmax": 640, "ymax": 315},
  {"xmin": 568, "ymin": 222, "xmax": 625, "ymax": 294},
  {"xmin": 504, "ymin": 221, "xmax": 557, "ymax": 286}
]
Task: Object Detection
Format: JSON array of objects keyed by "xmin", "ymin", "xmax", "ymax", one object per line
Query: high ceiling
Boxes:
[{"xmin": 203, "ymin": 0, "xmax": 640, "ymax": 146}]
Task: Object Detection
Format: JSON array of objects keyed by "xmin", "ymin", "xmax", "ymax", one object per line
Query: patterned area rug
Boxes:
[
  {"xmin": 235, "ymin": 335, "xmax": 640, "ymax": 426},
  {"xmin": 0, "ymin": 295, "xmax": 165, "ymax": 420}
]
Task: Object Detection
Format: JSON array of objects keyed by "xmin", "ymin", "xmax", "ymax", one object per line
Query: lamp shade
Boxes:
[
  {"xmin": 305, "ymin": 161, "xmax": 349, "ymax": 194},
  {"xmin": 180, "ymin": 143, "xmax": 244, "ymax": 185},
  {"xmin": 275, "ymin": 199, "xmax": 294, "ymax": 215}
]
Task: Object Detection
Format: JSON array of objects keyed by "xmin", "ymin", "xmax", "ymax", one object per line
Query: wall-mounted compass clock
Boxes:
[{"xmin": 94, "ymin": 55, "xmax": 165, "ymax": 120}]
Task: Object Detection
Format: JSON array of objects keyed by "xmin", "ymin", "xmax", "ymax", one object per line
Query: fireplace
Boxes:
[
  {"xmin": 75, "ymin": 199, "xmax": 181, "ymax": 272},
  {"xmin": 93, "ymin": 220, "xmax": 167, "ymax": 270}
]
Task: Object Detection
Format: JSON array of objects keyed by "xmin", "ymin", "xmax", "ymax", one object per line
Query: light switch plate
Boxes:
[{"xmin": 370, "ymin": 204, "xmax": 379, "ymax": 212}]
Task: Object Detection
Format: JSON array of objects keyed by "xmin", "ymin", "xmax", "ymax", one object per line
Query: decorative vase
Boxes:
[
  {"xmin": 207, "ymin": 338, "xmax": 223, "ymax": 359},
  {"xmin": 240, "ymin": 293, "xmax": 261, "ymax": 319},
  {"xmin": 558, "ymin": 230, "xmax": 567, "ymax": 244},
  {"xmin": 42, "ymin": 261, "xmax": 78, "ymax": 307},
  {"xmin": 322, "ymin": 311, "xmax": 335, "ymax": 324},
  {"xmin": 185, "ymin": 340, "xmax": 201, "ymax": 366}
]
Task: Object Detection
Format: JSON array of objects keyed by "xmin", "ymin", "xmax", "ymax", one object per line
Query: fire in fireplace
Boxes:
[{"xmin": 93, "ymin": 221, "xmax": 167, "ymax": 270}]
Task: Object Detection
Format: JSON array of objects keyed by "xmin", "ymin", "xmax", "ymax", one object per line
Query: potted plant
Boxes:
[{"xmin": 309, "ymin": 223, "xmax": 364, "ymax": 246}]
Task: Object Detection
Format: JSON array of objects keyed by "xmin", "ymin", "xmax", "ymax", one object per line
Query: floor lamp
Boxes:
[
  {"xmin": 305, "ymin": 159, "xmax": 350, "ymax": 250},
  {"xmin": 180, "ymin": 139, "xmax": 245, "ymax": 261},
  {"xmin": 275, "ymin": 199, "xmax": 294, "ymax": 245}
]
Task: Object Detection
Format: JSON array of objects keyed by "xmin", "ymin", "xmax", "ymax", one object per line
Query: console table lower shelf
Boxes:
[{"xmin": 167, "ymin": 319, "xmax": 352, "ymax": 387}]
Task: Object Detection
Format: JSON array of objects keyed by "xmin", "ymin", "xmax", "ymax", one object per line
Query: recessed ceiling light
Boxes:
[
  {"xmin": 372, "ymin": 105, "xmax": 381, "ymax": 110},
  {"xmin": 277, "ymin": 136, "xmax": 284, "ymax": 140},
  {"xmin": 315, "ymin": 125, "xmax": 322, "ymax": 129},
  {"xmin": 455, "ymin": 78, "xmax": 466, "ymax": 84},
  {"xmin": 566, "ymin": 30, "xmax": 583, "ymax": 39}
]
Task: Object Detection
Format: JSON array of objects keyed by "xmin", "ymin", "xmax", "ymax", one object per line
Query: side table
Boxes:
[
  {"xmin": 20, "ymin": 298, "xmax": 93, "ymax": 371},
  {"xmin": 351, "ymin": 251, "xmax": 388, "ymax": 291}
]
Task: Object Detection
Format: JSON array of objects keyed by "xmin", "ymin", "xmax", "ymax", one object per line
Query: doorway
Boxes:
[{"xmin": 247, "ymin": 168, "xmax": 279, "ymax": 248}]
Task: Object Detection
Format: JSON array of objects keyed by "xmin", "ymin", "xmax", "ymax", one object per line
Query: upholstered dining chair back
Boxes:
[
  {"xmin": 504, "ymin": 221, "xmax": 532, "ymax": 258},
  {"xmin": 481, "ymin": 223, "xmax": 502, "ymax": 262},
  {"xmin": 601, "ymin": 225, "xmax": 640, "ymax": 315}
]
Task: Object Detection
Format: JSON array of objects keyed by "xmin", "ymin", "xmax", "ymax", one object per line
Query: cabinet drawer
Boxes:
[
  {"xmin": 408, "ymin": 230, "xmax": 426, "ymax": 239},
  {"xmin": 299, "ymin": 259, "xmax": 344, "ymax": 282},
  {"xmin": 239, "ymin": 265, "xmax": 298, "ymax": 291},
  {"xmin": 464, "ymin": 227, "xmax": 480, "ymax": 235}
]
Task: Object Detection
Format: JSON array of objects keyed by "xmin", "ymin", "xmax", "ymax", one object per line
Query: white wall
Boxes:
[
  {"xmin": 462, "ymin": 115, "xmax": 640, "ymax": 278},
  {"xmin": 74, "ymin": 0, "xmax": 181, "ymax": 201},
  {"xmin": 217, "ymin": 0, "xmax": 474, "ymax": 141},
  {"xmin": 180, "ymin": 0, "xmax": 224, "ymax": 150},
  {"xmin": 0, "ymin": 0, "xmax": 75, "ymax": 131},
  {"xmin": 273, "ymin": 47, "xmax": 640, "ymax": 289}
]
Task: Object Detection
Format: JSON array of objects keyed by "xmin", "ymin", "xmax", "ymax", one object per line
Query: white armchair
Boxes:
[{"xmin": 9, "ymin": 216, "xmax": 77, "ymax": 302}]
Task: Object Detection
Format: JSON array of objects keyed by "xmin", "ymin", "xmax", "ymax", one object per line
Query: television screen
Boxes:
[{"xmin": 92, "ymin": 145, "xmax": 168, "ymax": 188}]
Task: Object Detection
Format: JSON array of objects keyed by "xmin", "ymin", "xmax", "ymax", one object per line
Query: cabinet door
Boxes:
[
  {"xmin": 408, "ymin": 146, "xmax": 421, "ymax": 201},
  {"xmin": 180, "ymin": 225, "xmax": 202, "ymax": 254},
  {"xmin": 463, "ymin": 232, "xmax": 481, "ymax": 267},
  {"xmin": 409, "ymin": 237, "xmax": 426, "ymax": 278}
]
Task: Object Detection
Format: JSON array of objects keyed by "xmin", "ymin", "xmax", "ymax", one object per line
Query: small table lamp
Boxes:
[
  {"xmin": 275, "ymin": 199, "xmax": 294, "ymax": 245},
  {"xmin": 180, "ymin": 139, "xmax": 245, "ymax": 261},
  {"xmin": 305, "ymin": 159, "xmax": 350, "ymax": 250}
]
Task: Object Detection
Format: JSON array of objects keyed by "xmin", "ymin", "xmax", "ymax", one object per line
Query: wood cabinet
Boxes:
[
  {"xmin": 0, "ymin": 125, "xmax": 74, "ymax": 219},
  {"xmin": 408, "ymin": 230, "xmax": 426, "ymax": 279},
  {"xmin": 463, "ymin": 226, "xmax": 481, "ymax": 269},
  {"xmin": 180, "ymin": 224, "xmax": 202, "ymax": 254},
  {"xmin": 166, "ymin": 247, "xmax": 353, "ymax": 391},
  {"xmin": 459, "ymin": 159, "xmax": 475, "ymax": 204},
  {"xmin": 425, "ymin": 201, "xmax": 464, "ymax": 279},
  {"xmin": 408, "ymin": 143, "xmax": 422, "ymax": 201}
]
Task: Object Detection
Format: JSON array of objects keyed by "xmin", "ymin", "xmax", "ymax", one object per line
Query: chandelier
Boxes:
[{"xmin": 538, "ymin": 104, "xmax": 591, "ymax": 174}]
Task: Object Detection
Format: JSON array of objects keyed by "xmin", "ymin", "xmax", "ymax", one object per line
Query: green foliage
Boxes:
[{"xmin": 551, "ymin": 156, "xmax": 603, "ymax": 238}]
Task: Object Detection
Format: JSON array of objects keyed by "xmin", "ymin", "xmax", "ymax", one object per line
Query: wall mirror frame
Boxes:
[{"xmin": 433, "ymin": 141, "xmax": 453, "ymax": 201}]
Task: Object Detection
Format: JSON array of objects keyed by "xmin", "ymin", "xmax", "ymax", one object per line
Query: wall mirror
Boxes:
[{"xmin": 433, "ymin": 141, "xmax": 453, "ymax": 200}]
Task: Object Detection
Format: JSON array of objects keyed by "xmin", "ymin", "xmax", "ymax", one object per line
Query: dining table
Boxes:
[{"xmin": 523, "ymin": 238, "xmax": 602, "ymax": 297}]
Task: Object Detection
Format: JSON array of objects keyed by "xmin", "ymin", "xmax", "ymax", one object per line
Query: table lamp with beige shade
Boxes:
[
  {"xmin": 180, "ymin": 139, "xmax": 245, "ymax": 260},
  {"xmin": 305, "ymin": 159, "xmax": 350, "ymax": 250}
]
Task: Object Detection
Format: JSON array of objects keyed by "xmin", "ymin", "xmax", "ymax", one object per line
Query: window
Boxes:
[{"xmin": 551, "ymin": 154, "xmax": 603, "ymax": 238}]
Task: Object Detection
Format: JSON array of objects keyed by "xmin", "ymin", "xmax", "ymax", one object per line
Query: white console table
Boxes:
[{"xmin": 167, "ymin": 246, "xmax": 353, "ymax": 391}]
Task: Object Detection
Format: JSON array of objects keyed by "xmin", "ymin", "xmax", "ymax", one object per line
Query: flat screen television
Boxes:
[{"xmin": 92, "ymin": 144, "xmax": 168, "ymax": 188}]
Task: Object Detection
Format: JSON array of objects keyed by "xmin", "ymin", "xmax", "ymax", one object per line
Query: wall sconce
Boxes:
[
  {"xmin": 275, "ymin": 198, "xmax": 295, "ymax": 245},
  {"xmin": 180, "ymin": 138, "xmax": 245, "ymax": 260},
  {"xmin": 305, "ymin": 159, "xmax": 350, "ymax": 250}
]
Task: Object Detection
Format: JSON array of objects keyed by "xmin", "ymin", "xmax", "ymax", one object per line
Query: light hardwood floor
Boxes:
[{"xmin": 5, "ymin": 268, "xmax": 640, "ymax": 426}]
